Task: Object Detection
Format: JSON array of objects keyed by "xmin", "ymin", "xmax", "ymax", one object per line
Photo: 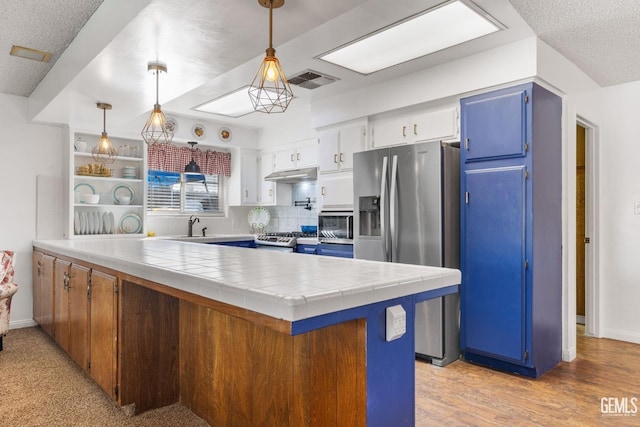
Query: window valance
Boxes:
[{"xmin": 147, "ymin": 144, "xmax": 231, "ymax": 177}]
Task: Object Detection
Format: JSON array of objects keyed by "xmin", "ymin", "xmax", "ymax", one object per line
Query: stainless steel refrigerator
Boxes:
[{"xmin": 353, "ymin": 140, "xmax": 460, "ymax": 366}]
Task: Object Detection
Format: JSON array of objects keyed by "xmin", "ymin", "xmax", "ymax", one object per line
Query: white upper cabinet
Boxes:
[
  {"xmin": 259, "ymin": 152, "xmax": 276, "ymax": 205},
  {"xmin": 274, "ymin": 140, "xmax": 317, "ymax": 171},
  {"xmin": 318, "ymin": 125, "xmax": 365, "ymax": 173},
  {"xmin": 371, "ymin": 106, "xmax": 459, "ymax": 148},
  {"xmin": 228, "ymin": 148, "xmax": 259, "ymax": 206},
  {"xmin": 319, "ymin": 173, "xmax": 354, "ymax": 210}
]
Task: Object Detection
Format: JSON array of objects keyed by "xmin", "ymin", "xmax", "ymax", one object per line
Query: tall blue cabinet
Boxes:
[{"xmin": 459, "ymin": 83, "xmax": 562, "ymax": 377}]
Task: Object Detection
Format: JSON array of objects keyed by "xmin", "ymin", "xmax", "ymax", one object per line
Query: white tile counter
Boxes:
[{"xmin": 33, "ymin": 237, "xmax": 460, "ymax": 322}]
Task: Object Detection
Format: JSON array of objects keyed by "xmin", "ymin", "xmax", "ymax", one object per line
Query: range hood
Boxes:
[{"xmin": 264, "ymin": 167, "xmax": 317, "ymax": 184}]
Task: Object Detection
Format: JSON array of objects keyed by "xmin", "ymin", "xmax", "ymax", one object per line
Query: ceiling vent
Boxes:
[{"xmin": 287, "ymin": 70, "xmax": 338, "ymax": 90}]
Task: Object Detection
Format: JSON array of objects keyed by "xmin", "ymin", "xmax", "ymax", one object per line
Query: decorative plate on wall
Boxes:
[
  {"xmin": 165, "ymin": 116, "xmax": 178, "ymax": 135},
  {"xmin": 218, "ymin": 127, "xmax": 232, "ymax": 142},
  {"xmin": 191, "ymin": 123, "xmax": 206, "ymax": 139}
]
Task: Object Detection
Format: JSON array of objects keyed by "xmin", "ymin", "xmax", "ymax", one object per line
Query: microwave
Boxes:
[{"xmin": 318, "ymin": 211, "xmax": 353, "ymax": 244}]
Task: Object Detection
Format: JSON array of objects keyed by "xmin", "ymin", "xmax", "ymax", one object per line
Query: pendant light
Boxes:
[
  {"xmin": 92, "ymin": 103, "xmax": 118, "ymax": 164},
  {"xmin": 248, "ymin": 0, "xmax": 293, "ymax": 113},
  {"xmin": 184, "ymin": 141, "xmax": 201, "ymax": 174},
  {"xmin": 141, "ymin": 63, "xmax": 173, "ymax": 145}
]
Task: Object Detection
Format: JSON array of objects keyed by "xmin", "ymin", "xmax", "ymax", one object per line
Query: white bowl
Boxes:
[
  {"xmin": 81, "ymin": 194, "xmax": 100, "ymax": 204},
  {"xmin": 117, "ymin": 195, "xmax": 131, "ymax": 205}
]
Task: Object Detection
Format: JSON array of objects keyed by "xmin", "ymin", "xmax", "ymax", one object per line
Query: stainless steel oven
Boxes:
[{"xmin": 318, "ymin": 211, "xmax": 353, "ymax": 244}]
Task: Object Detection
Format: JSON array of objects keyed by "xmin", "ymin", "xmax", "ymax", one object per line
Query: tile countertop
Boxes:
[{"xmin": 32, "ymin": 238, "xmax": 461, "ymax": 322}]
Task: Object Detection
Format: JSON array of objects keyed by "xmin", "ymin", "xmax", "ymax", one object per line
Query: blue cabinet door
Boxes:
[
  {"xmin": 462, "ymin": 87, "xmax": 528, "ymax": 162},
  {"xmin": 317, "ymin": 243, "xmax": 353, "ymax": 258},
  {"xmin": 212, "ymin": 240, "xmax": 257, "ymax": 248},
  {"xmin": 296, "ymin": 244, "xmax": 318, "ymax": 255},
  {"xmin": 462, "ymin": 166, "xmax": 527, "ymax": 364}
]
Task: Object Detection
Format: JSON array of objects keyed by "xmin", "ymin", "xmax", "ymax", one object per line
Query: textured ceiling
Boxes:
[
  {"xmin": 0, "ymin": 0, "xmax": 104, "ymax": 96},
  {"xmin": 509, "ymin": 0, "xmax": 640, "ymax": 86}
]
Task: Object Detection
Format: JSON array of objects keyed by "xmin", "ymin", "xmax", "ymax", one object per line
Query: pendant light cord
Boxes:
[
  {"xmin": 155, "ymin": 69, "xmax": 160, "ymax": 105},
  {"xmin": 269, "ymin": 0, "xmax": 273, "ymax": 50},
  {"xmin": 102, "ymin": 107, "xmax": 107, "ymax": 133}
]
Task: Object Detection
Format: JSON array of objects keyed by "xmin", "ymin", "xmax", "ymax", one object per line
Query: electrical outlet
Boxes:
[{"xmin": 386, "ymin": 305, "xmax": 406, "ymax": 342}]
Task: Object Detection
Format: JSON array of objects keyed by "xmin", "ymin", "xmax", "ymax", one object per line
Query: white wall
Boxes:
[
  {"xmin": 0, "ymin": 93, "xmax": 64, "ymax": 328},
  {"xmin": 589, "ymin": 81, "xmax": 640, "ymax": 343}
]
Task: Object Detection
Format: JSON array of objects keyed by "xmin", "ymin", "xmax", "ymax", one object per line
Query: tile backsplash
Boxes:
[{"xmin": 265, "ymin": 182, "xmax": 318, "ymax": 233}]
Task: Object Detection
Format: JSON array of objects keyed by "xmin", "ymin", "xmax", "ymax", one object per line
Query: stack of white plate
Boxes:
[{"xmin": 122, "ymin": 166, "xmax": 137, "ymax": 179}]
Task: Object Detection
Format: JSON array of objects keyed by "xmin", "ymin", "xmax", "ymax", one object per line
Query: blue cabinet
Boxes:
[
  {"xmin": 460, "ymin": 83, "xmax": 562, "ymax": 377},
  {"xmin": 211, "ymin": 240, "xmax": 256, "ymax": 248},
  {"xmin": 296, "ymin": 244, "xmax": 318, "ymax": 255},
  {"xmin": 317, "ymin": 243, "xmax": 353, "ymax": 258}
]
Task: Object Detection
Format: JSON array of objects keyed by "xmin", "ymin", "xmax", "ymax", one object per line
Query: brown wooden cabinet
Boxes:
[
  {"xmin": 89, "ymin": 269, "xmax": 118, "ymax": 399},
  {"xmin": 32, "ymin": 251, "xmax": 55, "ymax": 337},
  {"xmin": 53, "ymin": 259, "xmax": 90, "ymax": 370}
]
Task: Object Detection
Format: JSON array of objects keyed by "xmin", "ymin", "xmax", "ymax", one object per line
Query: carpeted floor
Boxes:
[{"xmin": 0, "ymin": 327, "xmax": 209, "ymax": 426}]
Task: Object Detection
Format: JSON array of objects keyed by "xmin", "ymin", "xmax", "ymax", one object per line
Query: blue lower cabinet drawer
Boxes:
[
  {"xmin": 211, "ymin": 240, "xmax": 257, "ymax": 248},
  {"xmin": 296, "ymin": 244, "xmax": 318, "ymax": 255},
  {"xmin": 317, "ymin": 243, "xmax": 353, "ymax": 258}
]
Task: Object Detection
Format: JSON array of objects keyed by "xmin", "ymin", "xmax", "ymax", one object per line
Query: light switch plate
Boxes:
[{"xmin": 386, "ymin": 304, "xmax": 406, "ymax": 342}]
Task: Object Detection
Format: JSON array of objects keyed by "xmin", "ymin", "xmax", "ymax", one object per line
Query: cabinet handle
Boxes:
[
  {"xmin": 413, "ymin": 124, "xmax": 417, "ymax": 136},
  {"xmin": 245, "ymin": 190, "xmax": 248, "ymax": 198},
  {"xmin": 321, "ymin": 187, "xmax": 326, "ymax": 196},
  {"xmin": 402, "ymin": 126, "xmax": 406, "ymax": 137},
  {"xmin": 297, "ymin": 153, "xmax": 301, "ymax": 161},
  {"xmin": 334, "ymin": 154, "xmax": 338, "ymax": 163},
  {"xmin": 269, "ymin": 189, "xmax": 273, "ymax": 197},
  {"xmin": 290, "ymin": 154, "xmax": 295, "ymax": 162},
  {"xmin": 339, "ymin": 153, "xmax": 344, "ymax": 163}
]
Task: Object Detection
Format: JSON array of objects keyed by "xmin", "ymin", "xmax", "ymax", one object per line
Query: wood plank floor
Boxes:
[{"xmin": 416, "ymin": 326, "xmax": 640, "ymax": 426}]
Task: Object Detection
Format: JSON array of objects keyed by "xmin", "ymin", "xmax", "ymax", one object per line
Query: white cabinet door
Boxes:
[
  {"xmin": 320, "ymin": 174, "xmax": 353, "ymax": 209},
  {"xmin": 318, "ymin": 130, "xmax": 340, "ymax": 172},
  {"xmin": 338, "ymin": 126, "xmax": 364, "ymax": 171},
  {"xmin": 295, "ymin": 142, "xmax": 318, "ymax": 168},
  {"xmin": 274, "ymin": 148, "xmax": 296, "ymax": 171},
  {"xmin": 371, "ymin": 116, "xmax": 409, "ymax": 148},
  {"xmin": 241, "ymin": 150, "xmax": 259, "ymax": 205},
  {"xmin": 412, "ymin": 107, "xmax": 458, "ymax": 142},
  {"xmin": 259, "ymin": 152, "xmax": 276, "ymax": 205}
]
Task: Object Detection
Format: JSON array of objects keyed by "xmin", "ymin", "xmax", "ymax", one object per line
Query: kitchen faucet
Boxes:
[{"xmin": 188, "ymin": 215, "xmax": 200, "ymax": 237}]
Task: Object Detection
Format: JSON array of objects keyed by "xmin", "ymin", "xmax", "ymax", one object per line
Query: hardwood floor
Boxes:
[{"xmin": 416, "ymin": 326, "xmax": 640, "ymax": 426}]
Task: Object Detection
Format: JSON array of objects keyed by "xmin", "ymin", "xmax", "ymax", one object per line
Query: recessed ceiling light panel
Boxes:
[
  {"xmin": 317, "ymin": 0, "xmax": 503, "ymax": 75},
  {"xmin": 10, "ymin": 45, "xmax": 51, "ymax": 63},
  {"xmin": 193, "ymin": 87, "xmax": 256, "ymax": 118}
]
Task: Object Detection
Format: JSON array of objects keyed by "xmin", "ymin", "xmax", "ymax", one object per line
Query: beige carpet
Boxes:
[{"xmin": 0, "ymin": 327, "xmax": 209, "ymax": 426}]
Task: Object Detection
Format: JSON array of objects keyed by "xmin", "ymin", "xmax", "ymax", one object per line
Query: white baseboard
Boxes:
[
  {"xmin": 9, "ymin": 319, "xmax": 37, "ymax": 330},
  {"xmin": 602, "ymin": 328, "xmax": 640, "ymax": 344},
  {"xmin": 563, "ymin": 347, "xmax": 577, "ymax": 362}
]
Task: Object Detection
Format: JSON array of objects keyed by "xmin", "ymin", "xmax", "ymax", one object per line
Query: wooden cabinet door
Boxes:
[
  {"xmin": 462, "ymin": 87, "xmax": 528, "ymax": 162},
  {"xmin": 68, "ymin": 264, "xmax": 90, "ymax": 370},
  {"xmin": 53, "ymin": 259, "xmax": 71, "ymax": 351},
  {"xmin": 33, "ymin": 252, "xmax": 55, "ymax": 337},
  {"xmin": 462, "ymin": 166, "xmax": 527, "ymax": 364},
  {"xmin": 90, "ymin": 269, "xmax": 118, "ymax": 399},
  {"xmin": 295, "ymin": 142, "xmax": 318, "ymax": 168},
  {"xmin": 318, "ymin": 130, "xmax": 340, "ymax": 173},
  {"xmin": 338, "ymin": 126, "xmax": 364, "ymax": 171},
  {"xmin": 241, "ymin": 150, "xmax": 259, "ymax": 205},
  {"xmin": 320, "ymin": 174, "xmax": 354, "ymax": 209}
]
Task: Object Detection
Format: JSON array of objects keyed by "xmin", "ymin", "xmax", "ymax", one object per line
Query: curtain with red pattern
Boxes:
[{"xmin": 147, "ymin": 144, "xmax": 231, "ymax": 177}]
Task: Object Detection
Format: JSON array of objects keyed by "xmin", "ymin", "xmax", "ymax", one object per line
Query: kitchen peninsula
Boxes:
[{"xmin": 32, "ymin": 237, "xmax": 460, "ymax": 427}]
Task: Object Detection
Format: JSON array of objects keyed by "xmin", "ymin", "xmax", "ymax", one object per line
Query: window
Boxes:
[{"xmin": 147, "ymin": 170, "xmax": 223, "ymax": 214}]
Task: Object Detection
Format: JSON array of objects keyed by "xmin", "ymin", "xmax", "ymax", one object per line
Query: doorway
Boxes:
[
  {"xmin": 575, "ymin": 119, "xmax": 599, "ymax": 340},
  {"xmin": 576, "ymin": 124, "xmax": 586, "ymax": 325}
]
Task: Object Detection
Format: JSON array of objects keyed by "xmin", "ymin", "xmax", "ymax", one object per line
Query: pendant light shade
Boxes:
[
  {"xmin": 141, "ymin": 63, "xmax": 173, "ymax": 145},
  {"xmin": 248, "ymin": 0, "xmax": 293, "ymax": 113},
  {"xmin": 185, "ymin": 141, "xmax": 201, "ymax": 173},
  {"xmin": 92, "ymin": 103, "xmax": 117, "ymax": 164}
]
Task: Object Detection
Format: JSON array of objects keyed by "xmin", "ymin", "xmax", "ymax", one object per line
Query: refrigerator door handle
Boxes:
[
  {"xmin": 390, "ymin": 154, "xmax": 398, "ymax": 262},
  {"xmin": 380, "ymin": 156, "xmax": 389, "ymax": 261}
]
